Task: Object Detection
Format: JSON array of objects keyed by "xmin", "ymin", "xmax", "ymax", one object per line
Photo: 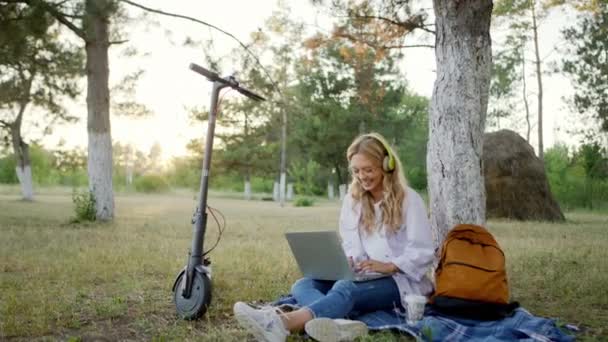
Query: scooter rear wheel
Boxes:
[{"xmin": 173, "ymin": 270, "xmax": 212, "ymax": 320}]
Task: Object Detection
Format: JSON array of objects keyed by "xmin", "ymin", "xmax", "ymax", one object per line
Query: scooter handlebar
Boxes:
[
  {"xmin": 189, "ymin": 63, "xmax": 224, "ymax": 83},
  {"xmin": 236, "ymin": 87, "xmax": 266, "ymax": 102},
  {"xmin": 189, "ymin": 63, "xmax": 266, "ymax": 102}
]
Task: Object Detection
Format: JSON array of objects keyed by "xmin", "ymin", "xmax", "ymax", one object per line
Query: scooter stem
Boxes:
[{"xmin": 183, "ymin": 81, "xmax": 226, "ymax": 297}]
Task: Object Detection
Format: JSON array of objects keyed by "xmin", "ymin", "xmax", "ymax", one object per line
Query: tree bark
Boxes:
[
  {"xmin": 428, "ymin": 0, "xmax": 493, "ymax": 245},
  {"xmin": 85, "ymin": 0, "xmax": 114, "ymax": 221}
]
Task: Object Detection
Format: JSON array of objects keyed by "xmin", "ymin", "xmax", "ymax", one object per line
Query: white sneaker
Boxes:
[
  {"xmin": 233, "ymin": 301, "xmax": 290, "ymax": 342},
  {"xmin": 304, "ymin": 318, "xmax": 368, "ymax": 342}
]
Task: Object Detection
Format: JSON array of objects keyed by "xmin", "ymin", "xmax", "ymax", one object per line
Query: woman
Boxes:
[{"xmin": 233, "ymin": 133, "xmax": 435, "ymax": 342}]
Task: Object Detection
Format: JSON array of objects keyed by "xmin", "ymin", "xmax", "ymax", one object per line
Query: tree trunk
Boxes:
[
  {"xmin": 85, "ymin": 0, "xmax": 114, "ymax": 221},
  {"xmin": 327, "ymin": 180, "xmax": 335, "ymax": 200},
  {"xmin": 244, "ymin": 171, "xmax": 251, "ymax": 200},
  {"xmin": 11, "ymin": 121, "xmax": 33, "ymax": 201},
  {"xmin": 531, "ymin": 2, "xmax": 544, "ymax": 161},
  {"xmin": 10, "ymin": 86, "xmax": 34, "ymax": 201},
  {"xmin": 334, "ymin": 162, "xmax": 343, "ymax": 185},
  {"xmin": 279, "ymin": 106, "xmax": 287, "ymax": 207},
  {"xmin": 428, "ymin": 0, "xmax": 493, "ymax": 245},
  {"xmin": 522, "ymin": 45, "xmax": 531, "ymax": 142}
]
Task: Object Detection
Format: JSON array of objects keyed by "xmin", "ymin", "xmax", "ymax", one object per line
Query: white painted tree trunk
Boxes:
[
  {"xmin": 85, "ymin": 0, "xmax": 114, "ymax": 221},
  {"xmin": 428, "ymin": 0, "xmax": 493, "ymax": 246},
  {"xmin": 273, "ymin": 182, "xmax": 279, "ymax": 202},
  {"xmin": 287, "ymin": 183, "xmax": 294, "ymax": 201},
  {"xmin": 126, "ymin": 162, "xmax": 133, "ymax": 186},
  {"xmin": 88, "ymin": 133, "xmax": 114, "ymax": 220},
  {"xmin": 327, "ymin": 180, "xmax": 335, "ymax": 200},
  {"xmin": 244, "ymin": 180, "xmax": 252, "ymax": 200},
  {"xmin": 279, "ymin": 172, "xmax": 286, "ymax": 206},
  {"xmin": 279, "ymin": 105, "xmax": 288, "ymax": 207},
  {"xmin": 15, "ymin": 165, "xmax": 33, "ymax": 201},
  {"xmin": 339, "ymin": 184, "xmax": 347, "ymax": 201}
]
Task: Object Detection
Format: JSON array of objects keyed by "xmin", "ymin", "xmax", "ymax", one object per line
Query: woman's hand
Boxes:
[{"xmin": 356, "ymin": 259, "xmax": 399, "ymax": 274}]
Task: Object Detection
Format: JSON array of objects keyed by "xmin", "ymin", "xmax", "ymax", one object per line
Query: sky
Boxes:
[{"xmin": 38, "ymin": 0, "xmax": 585, "ymax": 162}]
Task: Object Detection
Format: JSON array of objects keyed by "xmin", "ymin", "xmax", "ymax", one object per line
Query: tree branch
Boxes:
[
  {"xmin": 25, "ymin": 0, "xmax": 86, "ymax": 39},
  {"xmin": 109, "ymin": 39, "xmax": 129, "ymax": 45},
  {"xmin": 56, "ymin": 11, "xmax": 83, "ymax": 19},
  {"xmin": 385, "ymin": 44, "xmax": 434, "ymax": 49},
  {"xmin": 0, "ymin": 119, "xmax": 11, "ymax": 128},
  {"xmin": 334, "ymin": 31, "xmax": 434, "ymax": 50},
  {"xmin": 349, "ymin": 14, "xmax": 436, "ymax": 35},
  {"xmin": 119, "ymin": 0, "xmax": 282, "ymax": 97}
]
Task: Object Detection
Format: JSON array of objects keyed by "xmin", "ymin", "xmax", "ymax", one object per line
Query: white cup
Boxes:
[{"xmin": 404, "ymin": 294, "xmax": 427, "ymax": 324}]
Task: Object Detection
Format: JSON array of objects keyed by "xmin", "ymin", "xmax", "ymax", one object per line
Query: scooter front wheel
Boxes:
[{"xmin": 173, "ymin": 270, "xmax": 212, "ymax": 320}]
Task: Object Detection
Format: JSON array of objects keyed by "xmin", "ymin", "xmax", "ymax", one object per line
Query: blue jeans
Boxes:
[{"xmin": 290, "ymin": 277, "xmax": 402, "ymax": 319}]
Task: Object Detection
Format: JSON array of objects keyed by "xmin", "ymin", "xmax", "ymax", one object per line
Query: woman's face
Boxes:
[{"xmin": 350, "ymin": 153, "xmax": 384, "ymax": 195}]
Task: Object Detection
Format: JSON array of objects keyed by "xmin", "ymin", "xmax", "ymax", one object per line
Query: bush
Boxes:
[
  {"xmin": 209, "ymin": 173, "xmax": 242, "ymax": 192},
  {"xmin": 134, "ymin": 175, "xmax": 170, "ymax": 193},
  {"xmin": 0, "ymin": 155, "xmax": 18, "ymax": 184},
  {"xmin": 166, "ymin": 157, "xmax": 201, "ymax": 189},
  {"xmin": 250, "ymin": 177, "xmax": 273, "ymax": 193},
  {"xmin": 58, "ymin": 170, "xmax": 88, "ymax": 187},
  {"xmin": 545, "ymin": 144, "xmax": 608, "ymax": 210},
  {"xmin": 289, "ymin": 160, "xmax": 323, "ymax": 196},
  {"xmin": 72, "ymin": 188, "xmax": 96, "ymax": 222},
  {"xmin": 293, "ymin": 197, "xmax": 315, "ymax": 207},
  {"xmin": 407, "ymin": 166, "xmax": 427, "ymax": 191}
]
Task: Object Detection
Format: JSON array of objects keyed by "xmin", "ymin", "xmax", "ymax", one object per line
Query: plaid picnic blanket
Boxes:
[{"xmin": 272, "ymin": 295, "xmax": 575, "ymax": 342}]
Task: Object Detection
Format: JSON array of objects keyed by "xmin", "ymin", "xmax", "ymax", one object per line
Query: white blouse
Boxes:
[
  {"xmin": 339, "ymin": 187, "xmax": 435, "ymax": 298},
  {"xmin": 360, "ymin": 202, "xmax": 392, "ymax": 263}
]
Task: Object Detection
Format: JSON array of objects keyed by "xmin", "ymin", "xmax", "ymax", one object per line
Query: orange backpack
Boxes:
[{"xmin": 432, "ymin": 224, "xmax": 509, "ymax": 305}]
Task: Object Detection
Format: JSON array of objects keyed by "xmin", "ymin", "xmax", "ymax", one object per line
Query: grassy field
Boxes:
[{"xmin": 0, "ymin": 188, "xmax": 607, "ymax": 341}]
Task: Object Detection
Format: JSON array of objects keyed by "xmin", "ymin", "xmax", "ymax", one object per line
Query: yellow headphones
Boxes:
[{"xmin": 362, "ymin": 133, "xmax": 396, "ymax": 172}]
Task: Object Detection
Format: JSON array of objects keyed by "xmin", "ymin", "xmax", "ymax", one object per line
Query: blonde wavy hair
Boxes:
[{"xmin": 347, "ymin": 132, "xmax": 408, "ymax": 234}]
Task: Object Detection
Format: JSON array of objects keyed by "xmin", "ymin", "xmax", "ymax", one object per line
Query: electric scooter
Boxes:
[{"xmin": 172, "ymin": 63, "xmax": 265, "ymax": 320}]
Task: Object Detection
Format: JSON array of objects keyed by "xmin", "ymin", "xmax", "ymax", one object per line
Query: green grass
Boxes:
[{"xmin": 0, "ymin": 188, "xmax": 606, "ymax": 340}]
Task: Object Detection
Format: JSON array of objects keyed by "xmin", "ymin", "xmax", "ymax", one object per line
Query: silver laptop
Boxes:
[{"xmin": 285, "ymin": 230, "xmax": 389, "ymax": 282}]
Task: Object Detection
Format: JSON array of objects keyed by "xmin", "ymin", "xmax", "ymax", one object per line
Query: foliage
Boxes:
[
  {"xmin": 0, "ymin": 3, "xmax": 83, "ymax": 120},
  {"xmin": 0, "ymin": 154, "xmax": 18, "ymax": 184},
  {"xmin": 290, "ymin": 27, "xmax": 429, "ymax": 187},
  {"xmin": 110, "ymin": 69, "xmax": 153, "ymax": 117},
  {"xmin": 561, "ymin": 3, "xmax": 608, "ymax": 131},
  {"xmin": 490, "ymin": 0, "xmax": 552, "ymax": 139},
  {"xmin": 207, "ymin": 173, "xmax": 275, "ymax": 194},
  {"xmin": 190, "ymin": 3, "xmax": 432, "ymax": 195},
  {"xmin": 544, "ymin": 143, "xmax": 608, "ymax": 210},
  {"xmin": 250, "ymin": 176, "xmax": 274, "ymax": 193},
  {"xmin": 165, "ymin": 155, "xmax": 200, "ymax": 190},
  {"xmin": 289, "ymin": 160, "xmax": 323, "ymax": 196},
  {"xmin": 54, "ymin": 147, "xmax": 88, "ymax": 187},
  {"xmin": 71, "ymin": 188, "xmax": 96, "ymax": 222},
  {"xmin": 293, "ymin": 196, "xmax": 315, "ymax": 207},
  {"xmin": 579, "ymin": 141, "xmax": 608, "ymax": 179},
  {"xmin": 29, "ymin": 144, "xmax": 59, "ymax": 185},
  {"xmin": 406, "ymin": 166, "xmax": 427, "ymax": 191},
  {"xmin": 0, "ymin": 2, "xmax": 84, "ymax": 197},
  {"xmin": 133, "ymin": 174, "xmax": 170, "ymax": 193},
  {"xmin": 311, "ymin": 0, "xmax": 434, "ymax": 52}
]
